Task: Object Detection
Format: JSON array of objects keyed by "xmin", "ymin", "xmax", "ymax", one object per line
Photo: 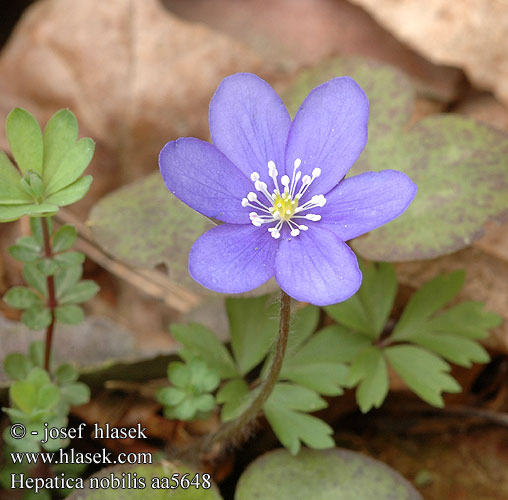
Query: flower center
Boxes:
[{"xmin": 241, "ymin": 159, "xmax": 326, "ymax": 239}]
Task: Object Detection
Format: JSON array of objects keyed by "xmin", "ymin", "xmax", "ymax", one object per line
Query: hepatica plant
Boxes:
[
  {"xmin": 158, "ymin": 73, "xmax": 422, "ymax": 452},
  {"xmin": 159, "ymin": 73, "xmax": 417, "ymax": 306}
]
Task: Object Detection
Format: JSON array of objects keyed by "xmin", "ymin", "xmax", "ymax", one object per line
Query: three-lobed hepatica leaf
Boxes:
[
  {"xmin": 0, "ymin": 108, "xmax": 94, "ymax": 222},
  {"xmin": 284, "ymin": 56, "xmax": 508, "ymax": 261},
  {"xmin": 324, "ymin": 260, "xmax": 501, "ymax": 412}
]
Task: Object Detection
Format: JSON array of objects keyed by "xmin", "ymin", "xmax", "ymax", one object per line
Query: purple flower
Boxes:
[{"xmin": 159, "ymin": 73, "xmax": 416, "ymax": 306}]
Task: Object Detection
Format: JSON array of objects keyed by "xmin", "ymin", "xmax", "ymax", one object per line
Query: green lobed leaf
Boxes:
[
  {"xmin": 30, "ymin": 217, "xmax": 51, "ymax": 246},
  {"xmin": 52, "ymin": 225, "xmax": 78, "ymax": 253},
  {"xmin": 0, "ymin": 202, "xmax": 57, "ymax": 222},
  {"xmin": 264, "ymin": 405, "xmax": 334, "ymax": 456},
  {"xmin": 54, "ymin": 264, "xmax": 83, "ymax": 298},
  {"xmin": 6, "ymin": 108, "xmax": 44, "ymax": 175},
  {"xmin": 21, "ymin": 306, "xmax": 52, "ymax": 330},
  {"xmin": 325, "ymin": 260, "xmax": 397, "ymax": 339},
  {"xmin": 29, "ymin": 341, "xmax": 45, "ymax": 367},
  {"xmin": 37, "ymin": 383, "xmax": 60, "ymax": 410},
  {"xmin": 55, "ymin": 363, "xmax": 79, "ymax": 384},
  {"xmin": 0, "ymin": 152, "xmax": 31, "ymax": 204},
  {"xmin": 226, "ymin": 295, "xmax": 279, "ymax": 375},
  {"xmin": 60, "ymin": 382, "xmax": 90, "ymax": 407},
  {"xmin": 36, "ymin": 257, "xmax": 59, "ymax": 276},
  {"xmin": 187, "ymin": 358, "xmax": 220, "ymax": 393},
  {"xmin": 45, "ymin": 138, "xmax": 95, "ymax": 195},
  {"xmin": 23, "ymin": 262, "xmax": 48, "ymax": 297},
  {"xmin": 264, "ymin": 383, "xmax": 333, "ymax": 455},
  {"xmin": 10, "ymin": 380, "xmax": 37, "ymax": 413},
  {"xmin": 216, "ymin": 378, "xmax": 250, "ymax": 422},
  {"xmin": 280, "ymin": 327, "xmax": 353, "ymax": 396},
  {"xmin": 8, "ymin": 236, "xmax": 41, "ymax": 262},
  {"xmin": 385, "ymin": 345, "xmax": 461, "ymax": 407},
  {"xmin": 55, "ymin": 304, "xmax": 84, "ymax": 325},
  {"xmin": 348, "ymin": 346, "xmax": 389, "ymax": 413},
  {"xmin": 157, "ymin": 387, "xmax": 187, "ymax": 406},
  {"xmin": 4, "ymin": 353, "xmax": 33, "ymax": 381},
  {"xmin": 392, "ymin": 271, "xmax": 465, "ymax": 340},
  {"xmin": 171, "ymin": 323, "xmax": 237, "ymax": 378},
  {"xmin": 164, "ymin": 397, "xmax": 197, "ymax": 421},
  {"xmin": 3, "ymin": 286, "xmax": 43, "ymax": 309},
  {"xmin": 45, "ymin": 175, "xmax": 93, "ymax": 206},
  {"xmin": 43, "ymin": 109, "xmax": 79, "ymax": 186},
  {"xmin": 409, "ymin": 331, "xmax": 489, "ymax": 367},
  {"xmin": 168, "ymin": 362, "xmax": 190, "ymax": 388},
  {"xmin": 59, "ymin": 280, "xmax": 100, "ymax": 304},
  {"xmin": 235, "ymin": 448, "xmax": 423, "ymax": 500},
  {"xmin": 54, "ymin": 251, "xmax": 86, "ymax": 268},
  {"xmin": 265, "ymin": 383, "xmax": 328, "ymax": 413},
  {"xmin": 427, "ymin": 301, "xmax": 502, "ymax": 339}
]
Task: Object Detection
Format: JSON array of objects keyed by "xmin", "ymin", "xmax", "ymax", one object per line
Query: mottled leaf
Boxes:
[
  {"xmin": 235, "ymin": 448, "xmax": 422, "ymax": 500},
  {"xmin": 285, "ymin": 57, "xmax": 508, "ymax": 260},
  {"xmin": 89, "ymin": 173, "xmax": 213, "ymax": 292}
]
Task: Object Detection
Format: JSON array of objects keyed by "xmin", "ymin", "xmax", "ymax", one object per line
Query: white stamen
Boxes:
[
  {"xmin": 243, "ymin": 159, "xmax": 326, "ymax": 237},
  {"xmin": 305, "ymin": 214, "xmax": 321, "ymax": 221}
]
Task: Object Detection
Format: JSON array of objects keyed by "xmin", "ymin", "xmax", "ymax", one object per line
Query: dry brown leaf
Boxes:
[
  {"xmin": 350, "ymin": 0, "xmax": 508, "ymax": 107},
  {"xmin": 0, "ymin": 0, "xmax": 261, "ymax": 200},
  {"xmin": 165, "ymin": 0, "xmax": 464, "ymax": 101}
]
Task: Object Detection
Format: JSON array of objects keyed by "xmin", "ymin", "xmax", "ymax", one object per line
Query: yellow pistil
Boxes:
[{"xmin": 273, "ymin": 192, "xmax": 298, "ymax": 221}]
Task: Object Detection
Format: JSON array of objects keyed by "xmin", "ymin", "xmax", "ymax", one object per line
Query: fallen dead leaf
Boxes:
[
  {"xmin": 0, "ymin": 0, "xmax": 261, "ymax": 208},
  {"xmin": 350, "ymin": 0, "xmax": 508, "ymax": 109}
]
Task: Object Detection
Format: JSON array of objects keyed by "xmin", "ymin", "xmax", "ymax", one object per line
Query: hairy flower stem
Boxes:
[
  {"xmin": 41, "ymin": 217, "xmax": 56, "ymax": 373},
  {"xmin": 199, "ymin": 290, "xmax": 291, "ymax": 455}
]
